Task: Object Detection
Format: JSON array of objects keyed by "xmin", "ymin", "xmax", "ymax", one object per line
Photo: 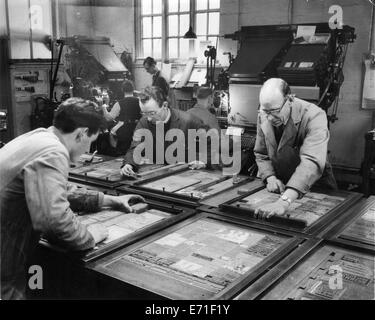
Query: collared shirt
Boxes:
[{"xmin": 163, "ymin": 108, "xmax": 171, "ymax": 124}]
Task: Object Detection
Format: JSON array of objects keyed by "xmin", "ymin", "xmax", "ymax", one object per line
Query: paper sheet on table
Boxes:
[{"xmin": 296, "ymin": 25, "xmax": 316, "ymax": 40}]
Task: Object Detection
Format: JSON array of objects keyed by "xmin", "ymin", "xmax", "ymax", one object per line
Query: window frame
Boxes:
[
  {"xmin": 194, "ymin": 0, "xmax": 221, "ymax": 43},
  {"xmin": 137, "ymin": 0, "xmax": 164, "ymax": 61},
  {"xmin": 136, "ymin": 0, "xmax": 220, "ymax": 62},
  {"xmin": 5, "ymin": 0, "xmax": 56, "ymax": 60},
  {"xmin": 166, "ymin": 0, "xmax": 193, "ymax": 61}
]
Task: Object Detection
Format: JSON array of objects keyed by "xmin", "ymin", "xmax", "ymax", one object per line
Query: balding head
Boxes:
[
  {"xmin": 259, "ymin": 78, "xmax": 289, "ymax": 110},
  {"xmin": 259, "ymin": 78, "xmax": 291, "ymax": 127}
]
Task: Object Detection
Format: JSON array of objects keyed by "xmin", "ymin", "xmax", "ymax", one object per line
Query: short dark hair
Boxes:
[
  {"xmin": 139, "ymin": 86, "xmax": 167, "ymax": 108},
  {"xmin": 53, "ymin": 97, "xmax": 106, "ymax": 136},
  {"xmin": 196, "ymin": 86, "xmax": 213, "ymax": 99},
  {"xmin": 143, "ymin": 56, "xmax": 156, "ymax": 67},
  {"xmin": 122, "ymin": 79, "xmax": 134, "ymax": 94}
]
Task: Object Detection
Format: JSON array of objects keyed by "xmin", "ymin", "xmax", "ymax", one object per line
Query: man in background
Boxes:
[
  {"xmin": 102, "ymin": 80, "xmax": 141, "ymax": 155},
  {"xmin": 187, "ymin": 86, "xmax": 223, "ymax": 169},
  {"xmin": 187, "ymin": 86, "xmax": 220, "ymax": 131},
  {"xmin": 143, "ymin": 57, "xmax": 170, "ymax": 99},
  {"xmin": 121, "ymin": 86, "xmax": 209, "ymax": 177}
]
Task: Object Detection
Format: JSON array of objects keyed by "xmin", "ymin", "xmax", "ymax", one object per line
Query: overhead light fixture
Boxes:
[{"xmin": 183, "ymin": 26, "xmax": 197, "ymax": 39}]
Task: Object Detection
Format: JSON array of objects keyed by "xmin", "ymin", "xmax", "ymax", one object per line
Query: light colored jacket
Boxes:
[{"xmin": 254, "ymin": 97, "xmax": 330, "ymax": 195}]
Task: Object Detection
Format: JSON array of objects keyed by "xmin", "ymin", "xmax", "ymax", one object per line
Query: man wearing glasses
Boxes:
[
  {"xmin": 253, "ymin": 78, "xmax": 337, "ymax": 220},
  {"xmin": 121, "ymin": 86, "xmax": 209, "ymax": 177}
]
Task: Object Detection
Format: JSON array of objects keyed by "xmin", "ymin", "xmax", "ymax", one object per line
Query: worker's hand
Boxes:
[
  {"xmin": 102, "ymin": 92, "xmax": 110, "ymax": 105},
  {"xmin": 102, "ymin": 194, "xmax": 146, "ymax": 213},
  {"xmin": 266, "ymin": 176, "xmax": 285, "ymax": 194},
  {"xmin": 94, "ymin": 96, "xmax": 103, "ymax": 106},
  {"xmin": 121, "ymin": 164, "xmax": 137, "ymax": 178},
  {"xmin": 254, "ymin": 199, "xmax": 289, "ymax": 220},
  {"xmin": 87, "ymin": 223, "xmax": 108, "ymax": 244},
  {"xmin": 189, "ymin": 160, "xmax": 206, "ymax": 170},
  {"xmin": 112, "ymin": 195, "xmax": 146, "ymax": 213}
]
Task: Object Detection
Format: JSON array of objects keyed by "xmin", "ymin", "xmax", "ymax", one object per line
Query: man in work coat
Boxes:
[{"xmin": 253, "ymin": 78, "xmax": 337, "ymax": 219}]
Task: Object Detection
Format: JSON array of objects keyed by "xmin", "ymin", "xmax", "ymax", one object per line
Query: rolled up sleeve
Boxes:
[{"xmin": 67, "ymin": 183, "xmax": 104, "ymax": 213}]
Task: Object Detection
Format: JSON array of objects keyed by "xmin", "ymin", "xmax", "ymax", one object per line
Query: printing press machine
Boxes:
[{"xmin": 218, "ymin": 23, "xmax": 355, "ymax": 173}]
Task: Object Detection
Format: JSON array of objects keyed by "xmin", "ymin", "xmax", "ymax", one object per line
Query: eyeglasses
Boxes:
[
  {"xmin": 140, "ymin": 110, "xmax": 158, "ymax": 116},
  {"xmin": 139, "ymin": 94, "xmax": 151, "ymax": 104},
  {"xmin": 260, "ymin": 97, "xmax": 288, "ymax": 116}
]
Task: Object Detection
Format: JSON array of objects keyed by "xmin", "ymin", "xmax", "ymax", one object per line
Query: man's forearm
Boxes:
[
  {"xmin": 102, "ymin": 195, "xmax": 119, "ymax": 208},
  {"xmin": 68, "ymin": 187, "xmax": 104, "ymax": 213}
]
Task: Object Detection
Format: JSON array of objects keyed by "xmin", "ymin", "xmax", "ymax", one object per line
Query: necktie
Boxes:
[{"xmin": 274, "ymin": 125, "xmax": 284, "ymax": 145}]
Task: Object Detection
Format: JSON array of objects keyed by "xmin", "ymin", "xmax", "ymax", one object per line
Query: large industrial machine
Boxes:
[
  {"xmin": 224, "ymin": 23, "xmax": 356, "ymax": 124},
  {"xmin": 214, "ymin": 23, "xmax": 356, "ymax": 173},
  {"xmin": 55, "ymin": 36, "xmax": 131, "ymax": 103},
  {"xmin": 5, "ymin": 34, "xmax": 131, "ymax": 137}
]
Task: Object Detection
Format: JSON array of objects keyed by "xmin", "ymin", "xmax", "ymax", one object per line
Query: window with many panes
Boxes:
[
  {"xmin": 138, "ymin": 0, "xmax": 220, "ymax": 61},
  {"xmin": 140, "ymin": 0, "xmax": 163, "ymax": 59},
  {"xmin": 6, "ymin": 0, "xmax": 54, "ymax": 59},
  {"xmin": 167, "ymin": 0, "xmax": 190, "ymax": 60},
  {"xmin": 195, "ymin": 0, "xmax": 220, "ymax": 45}
]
